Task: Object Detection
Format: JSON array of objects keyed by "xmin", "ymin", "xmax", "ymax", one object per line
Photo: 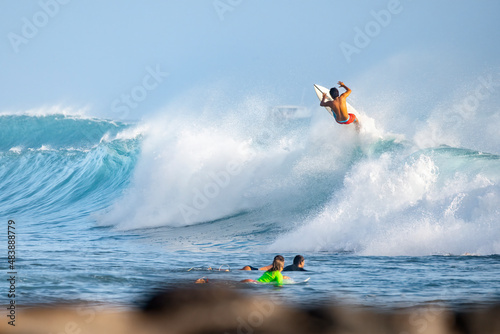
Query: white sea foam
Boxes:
[
  {"xmin": 98, "ymin": 97, "xmax": 313, "ymax": 228},
  {"xmin": 98, "ymin": 95, "xmax": 392, "ymax": 229},
  {"xmin": 271, "ymin": 149, "xmax": 500, "ymax": 256},
  {"xmin": 9, "ymin": 146, "xmax": 22, "ymax": 154}
]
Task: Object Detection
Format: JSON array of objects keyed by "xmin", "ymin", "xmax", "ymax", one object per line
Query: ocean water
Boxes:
[{"xmin": 1, "ymin": 100, "xmax": 499, "ymax": 310}]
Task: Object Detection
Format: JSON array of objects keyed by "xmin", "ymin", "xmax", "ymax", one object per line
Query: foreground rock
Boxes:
[{"xmin": 2, "ymin": 287, "xmax": 499, "ymax": 333}]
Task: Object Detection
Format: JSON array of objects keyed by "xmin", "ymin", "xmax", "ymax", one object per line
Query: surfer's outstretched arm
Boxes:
[{"xmin": 338, "ymin": 81, "xmax": 351, "ymax": 97}]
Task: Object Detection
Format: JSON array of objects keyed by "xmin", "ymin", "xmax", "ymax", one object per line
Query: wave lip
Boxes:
[{"xmin": 0, "ymin": 114, "xmax": 133, "ymax": 152}]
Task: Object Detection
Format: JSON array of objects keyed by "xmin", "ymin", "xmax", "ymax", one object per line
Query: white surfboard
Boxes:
[
  {"xmin": 283, "ymin": 277, "xmax": 310, "ymax": 285},
  {"xmin": 314, "ymin": 84, "xmax": 335, "ymax": 119}
]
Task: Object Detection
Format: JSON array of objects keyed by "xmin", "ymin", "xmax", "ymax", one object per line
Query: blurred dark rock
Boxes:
[{"xmin": 2, "ymin": 287, "xmax": 499, "ymax": 334}]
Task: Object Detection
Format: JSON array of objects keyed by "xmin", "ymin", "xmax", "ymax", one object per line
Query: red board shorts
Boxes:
[{"xmin": 336, "ymin": 113, "xmax": 357, "ymax": 125}]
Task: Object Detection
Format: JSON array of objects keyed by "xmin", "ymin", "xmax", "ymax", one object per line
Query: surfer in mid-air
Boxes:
[{"xmin": 320, "ymin": 81, "xmax": 360, "ymax": 131}]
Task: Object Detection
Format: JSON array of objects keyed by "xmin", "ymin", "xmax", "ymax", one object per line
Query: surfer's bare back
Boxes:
[{"xmin": 320, "ymin": 81, "xmax": 360, "ymax": 131}]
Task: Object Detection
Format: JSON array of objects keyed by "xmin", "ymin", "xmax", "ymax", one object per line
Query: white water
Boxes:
[
  {"xmin": 271, "ymin": 149, "xmax": 500, "ymax": 255},
  {"xmin": 98, "ymin": 84, "xmax": 500, "ymax": 256}
]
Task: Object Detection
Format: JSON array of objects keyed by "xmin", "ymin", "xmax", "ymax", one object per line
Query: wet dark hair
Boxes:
[
  {"xmin": 293, "ymin": 255, "xmax": 304, "ymax": 266},
  {"xmin": 330, "ymin": 87, "xmax": 339, "ymax": 99},
  {"xmin": 268, "ymin": 255, "xmax": 285, "ymax": 272}
]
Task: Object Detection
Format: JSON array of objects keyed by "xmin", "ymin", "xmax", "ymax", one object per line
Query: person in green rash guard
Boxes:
[
  {"xmin": 195, "ymin": 255, "xmax": 288, "ymax": 285},
  {"xmin": 241, "ymin": 255, "xmax": 285, "ymax": 286}
]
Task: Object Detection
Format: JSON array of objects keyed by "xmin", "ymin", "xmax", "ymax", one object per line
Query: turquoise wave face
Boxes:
[{"xmin": 0, "ymin": 115, "xmax": 141, "ymax": 222}]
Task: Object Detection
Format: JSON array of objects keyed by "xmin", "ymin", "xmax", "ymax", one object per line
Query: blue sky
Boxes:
[{"xmin": 1, "ymin": 0, "xmax": 499, "ymax": 120}]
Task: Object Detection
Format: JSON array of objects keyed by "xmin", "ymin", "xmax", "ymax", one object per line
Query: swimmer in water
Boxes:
[
  {"xmin": 240, "ymin": 255, "xmax": 286, "ymax": 286},
  {"xmin": 283, "ymin": 255, "xmax": 307, "ymax": 272}
]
